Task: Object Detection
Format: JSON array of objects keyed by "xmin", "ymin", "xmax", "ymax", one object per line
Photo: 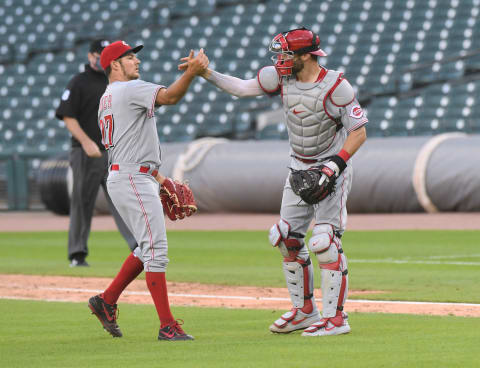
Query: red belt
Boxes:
[
  {"xmin": 295, "ymin": 157, "xmax": 317, "ymax": 164},
  {"xmin": 110, "ymin": 164, "xmax": 158, "ymax": 177}
]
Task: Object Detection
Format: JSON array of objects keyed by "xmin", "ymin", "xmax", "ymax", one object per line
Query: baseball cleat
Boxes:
[
  {"xmin": 158, "ymin": 320, "xmax": 194, "ymax": 341},
  {"xmin": 269, "ymin": 308, "xmax": 321, "ymax": 333},
  {"xmin": 88, "ymin": 294, "xmax": 122, "ymax": 338},
  {"xmin": 301, "ymin": 312, "xmax": 350, "ymax": 337}
]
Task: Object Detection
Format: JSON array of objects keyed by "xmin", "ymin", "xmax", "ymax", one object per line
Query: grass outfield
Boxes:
[
  {"xmin": 0, "ymin": 230, "xmax": 479, "ymax": 303},
  {"xmin": 1, "ymin": 230, "xmax": 479, "ymax": 367},
  {"xmin": 0, "ymin": 300, "xmax": 479, "ymax": 368}
]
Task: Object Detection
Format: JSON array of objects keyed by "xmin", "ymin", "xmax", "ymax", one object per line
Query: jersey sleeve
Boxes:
[
  {"xmin": 257, "ymin": 66, "xmax": 281, "ymax": 96},
  {"xmin": 55, "ymin": 75, "xmax": 82, "ymax": 120},
  {"xmin": 325, "ymin": 76, "xmax": 367, "ymax": 132},
  {"xmin": 126, "ymin": 80, "xmax": 164, "ymax": 118},
  {"xmin": 339, "ymin": 99, "xmax": 368, "ymax": 132}
]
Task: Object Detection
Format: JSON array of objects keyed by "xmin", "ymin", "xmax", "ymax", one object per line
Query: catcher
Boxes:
[{"xmin": 194, "ymin": 27, "xmax": 367, "ymax": 337}]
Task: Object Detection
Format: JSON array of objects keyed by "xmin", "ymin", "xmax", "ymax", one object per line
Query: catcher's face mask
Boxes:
[
  {"xmin": 269, "ymin": 33, "xmax": 295, "ymax": 76},
  {"xmin": 269, "ymin": 27, "xmax": 327, "ymax": 77}
]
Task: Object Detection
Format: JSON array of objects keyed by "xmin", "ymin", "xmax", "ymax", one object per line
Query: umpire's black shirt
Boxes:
[{"xmin": 55, "ymin": 64, "xmax": 108, "ymax": 150}]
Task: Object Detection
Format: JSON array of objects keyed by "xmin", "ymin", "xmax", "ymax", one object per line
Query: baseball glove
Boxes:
[
  {"xmin": 160, "ymin": 178, "xmax": 197, "ymax": 221},
  {"xmin": 289, "ymin": 165, "xmax": 337, "ymax": 205}
]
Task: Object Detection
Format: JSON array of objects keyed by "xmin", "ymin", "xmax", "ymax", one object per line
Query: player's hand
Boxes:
[
  {"xmin": 178, "ymin": 49, "xmax": 209, "ymax": 76},
  {"xmin": 177, "ymin": 50, "xmax": 193, "ymax": 71},
  {"xmin": 82, "ymin": 140, "xmax": 102, "ymax": 158}
]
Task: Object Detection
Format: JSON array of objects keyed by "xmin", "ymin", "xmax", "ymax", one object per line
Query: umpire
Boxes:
[{"xmin": 56, "ymin": 39, "xmax": 138, "ymax": 267}]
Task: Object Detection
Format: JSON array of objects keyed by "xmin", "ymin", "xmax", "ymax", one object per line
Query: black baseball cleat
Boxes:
[
  {"xmin": 158, "ymin": 320, "xmax": 194, "ymax": 341},
  {"xmin": 69, "ymin": 258, "xmax": 89, "ymax": 267},
  {"xmin": 88, "ymin": 294, "xmax": 122, "ymax": 337}
]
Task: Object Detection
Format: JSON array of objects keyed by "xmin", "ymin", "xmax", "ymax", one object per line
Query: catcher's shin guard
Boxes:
[
  {"xmin": 269, "ymin": 219, "xmax": 314, "ymax": 309},
  {"xmin": 308, "ymin": 224, "xmax": 348, "ymax": 318},
  {"xmin": 282, "ymin": 256, "xmax": 314, "ymax": 309}
]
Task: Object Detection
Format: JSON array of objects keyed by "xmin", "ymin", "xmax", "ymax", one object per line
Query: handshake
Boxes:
[{"xmin": 177, "ymin": 48, "xmax": 209, "ymax": 77}]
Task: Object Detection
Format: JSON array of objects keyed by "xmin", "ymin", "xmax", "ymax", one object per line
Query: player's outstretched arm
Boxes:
[
  {"xmin": 155, "ymin": 49, "xmax": 209, "ymax": 106},
  {"xmin": 202, "ymin": 68, "xmax": 264, "ymax": 98},
  {"xmin": 178, "ymin": 56, "xmax": 263, "ymax": 98}
]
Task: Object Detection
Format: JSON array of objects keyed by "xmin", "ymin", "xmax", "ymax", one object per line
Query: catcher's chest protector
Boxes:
[{"xmin": 281, "ymin": 70, "xmax": 342, "ymax": 157}]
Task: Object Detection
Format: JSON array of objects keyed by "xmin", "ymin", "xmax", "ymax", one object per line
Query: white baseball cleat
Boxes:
[
  {"xmin": 269, "ymin": 308, "xmax": 321, "ymax": 333},
  {"xmin": 301, "ymin": 312, "xmax": 351, "ymax": 337}
]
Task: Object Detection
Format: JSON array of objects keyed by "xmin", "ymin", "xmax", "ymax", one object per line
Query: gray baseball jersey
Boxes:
[
  {"xmin": 98, "ymin": 79, "xmax": 169, "ymax": 272},
  {"xmin": 98, "ymin": 79, "xmax": 164, "ymax": 166}
]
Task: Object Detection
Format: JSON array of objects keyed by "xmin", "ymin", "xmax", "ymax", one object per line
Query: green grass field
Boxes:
[{"xmin": 1, "ymin": 230, "xmax": 479, "ymax": 367}]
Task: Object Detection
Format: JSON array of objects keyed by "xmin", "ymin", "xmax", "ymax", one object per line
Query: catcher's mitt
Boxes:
[
  {"xmin": 160, "ymin": 178, "xmax": 197, "ymax": 221},
  {"xmin": 289, "ymin": 165, "xmax": 336, "ymax": 205}
]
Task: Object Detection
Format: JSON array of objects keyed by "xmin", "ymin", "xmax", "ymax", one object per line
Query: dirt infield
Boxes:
[
  {"xmin": 1, "ymin": 211, "xmax": 480, "ymax": 317},
  {"xmin": 1, "ymin": 274, "xmax": 479, "ymax": 317}
]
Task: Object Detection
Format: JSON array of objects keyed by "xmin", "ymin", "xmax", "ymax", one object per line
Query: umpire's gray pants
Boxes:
[{"xmin": 68, "ymin": 147, "xmax": 138, "ymax": 260}]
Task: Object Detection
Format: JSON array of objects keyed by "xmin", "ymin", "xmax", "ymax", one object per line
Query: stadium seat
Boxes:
[{"xmin": 1, "ymin": 0, "xmax": 480, "ymax": 149}]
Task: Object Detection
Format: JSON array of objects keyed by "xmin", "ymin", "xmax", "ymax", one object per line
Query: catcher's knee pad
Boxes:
[
  {"xmin": 269, "ymin": 218, "xmax": 305, "ymax": 260},
  {"xmin": 308, "ymin": 224, "xmax": 339, "ymax": 265}
]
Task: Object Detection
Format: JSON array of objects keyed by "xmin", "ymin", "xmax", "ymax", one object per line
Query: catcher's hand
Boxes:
[
  {"xmin": 289, "ymin": 165, "xmax": 337, "ymax": 205},
  {"xmin": 160, "ymin": 178, "xmax": 197, "ymax": 221},
  {"xmin": 289, "ymin": 154, "xmax": 348, "ymax": 205}
]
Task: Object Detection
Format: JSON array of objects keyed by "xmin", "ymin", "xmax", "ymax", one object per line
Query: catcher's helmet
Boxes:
[{"xmin": 269, "ymin": 27, "xmax": 327, "ymax": 76}]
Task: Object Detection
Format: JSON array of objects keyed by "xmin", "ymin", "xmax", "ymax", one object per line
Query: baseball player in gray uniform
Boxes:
[
  {"xmin": 195, "ymin": 27, "xmax": 367, "ymax": 337},
  {"xmin": 88, "ymin": 40, "xmax": 208, "ymax": 341}
]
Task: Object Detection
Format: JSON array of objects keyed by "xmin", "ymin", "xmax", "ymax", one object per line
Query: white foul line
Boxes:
[
  {"xmin": 15, "ymin": 286, "xmax": 478, "ymax": 307},
  {"xmin": 350, "ymin": 259, "xmax": 480, "ymax": 266}
]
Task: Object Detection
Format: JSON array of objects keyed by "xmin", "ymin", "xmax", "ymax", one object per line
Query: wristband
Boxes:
[{"xmin": 337, "ymin": 149, "xmax": 351, "ymax": 162}]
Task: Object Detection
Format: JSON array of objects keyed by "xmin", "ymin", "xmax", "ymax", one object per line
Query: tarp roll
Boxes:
[{"xmin": 42, "ymin": 134, "xmax": 480, "ymax": 214}]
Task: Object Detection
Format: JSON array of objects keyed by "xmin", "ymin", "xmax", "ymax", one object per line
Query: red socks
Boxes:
[
  {"xmin": 103, "ymin": 253, "xmax": 144, "ymax": 305},
  {"xmin": 145, "ymin": 272, "xmax": 175, "ymax": 327},
  {"xmin": 102, "ymin": 253, "xmax": 175, "ymax": 327}
]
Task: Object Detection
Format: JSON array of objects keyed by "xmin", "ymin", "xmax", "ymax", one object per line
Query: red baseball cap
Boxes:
[{"xmin": 100, "ymin": 40, "xmax": 143, "ymax": 70}]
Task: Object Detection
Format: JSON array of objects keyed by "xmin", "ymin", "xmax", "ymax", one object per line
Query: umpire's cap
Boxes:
[
  {"xmin": 90, "ymin": 39, "xmax": 110, "ymax": 54},
  {"xmin": 100, "ymin": 40, "xmax": 144, "ymax": 70}
]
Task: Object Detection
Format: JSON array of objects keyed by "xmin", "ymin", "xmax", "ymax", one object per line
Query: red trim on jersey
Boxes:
[
  {"xmin": 316, "ymin": 67, "xmax": 327, "ymax": 83},
  {"xmin": 149, "ymin": 86, "xmax": 163, "ymax": 118},
  {"xmin": 323, "ymin": 73, "xmax": 344, "ymax": 122},
  {"xmin": 129, "ymin": 174, "xmax": 155, "ymax": 270}
]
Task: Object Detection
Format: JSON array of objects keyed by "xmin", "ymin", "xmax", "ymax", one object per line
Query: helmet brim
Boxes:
[{"xmin": 310, "ymin": 49, "xmax": 327, "ymax": 56}]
